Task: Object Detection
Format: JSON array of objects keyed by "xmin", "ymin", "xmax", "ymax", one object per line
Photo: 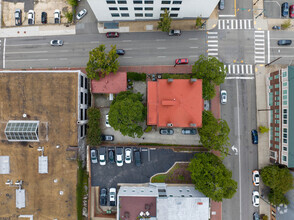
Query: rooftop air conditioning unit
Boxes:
[
  {"xmin": 167, "ymin": 78, "xmax": 173, "ymax": 83},
  {"xmin": 167, "ymin": 123, "xmax": 173, "ymax": 127}
]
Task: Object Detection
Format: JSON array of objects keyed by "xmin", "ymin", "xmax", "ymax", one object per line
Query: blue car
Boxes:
[
  {"xmin": 251, "ymin": 130, "xmax": 258, "ymax": 144},
  {"xmin": 282, "ymin": 2, "xmax": 289, "ymax": 17}
]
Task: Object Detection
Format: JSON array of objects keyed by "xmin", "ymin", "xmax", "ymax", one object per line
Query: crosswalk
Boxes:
[
  {"xmin": 206, "ymin": 31, "xmax": 218, "ymax": 58},
  {"xmin": 224, "ymin": 64, "xmax": 254, "ymax": 75},
  {"xmin": 218, "ymin": 19, "xmax": 253, "ymax": 30},
  {"xmin": 254, "ymin": 31, "xmax": 266, "ymax": 64}
]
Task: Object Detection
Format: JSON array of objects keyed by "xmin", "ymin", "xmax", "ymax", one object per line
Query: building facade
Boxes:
[{"xmin": 268, "ymin": 66, "xmax": 294, "ymax": 168}]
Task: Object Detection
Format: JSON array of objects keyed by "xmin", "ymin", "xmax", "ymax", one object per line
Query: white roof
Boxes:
[
  {"xmin": 0, "ymin": 156, "xmax": 10, "ymax": 174},
  {"xmin": 38, "ymin": 156, "xmax": 48, "ymax": 174},
  {"xmin": 16, "ymin": 189, "xmax": 25, "ymax": 209}
]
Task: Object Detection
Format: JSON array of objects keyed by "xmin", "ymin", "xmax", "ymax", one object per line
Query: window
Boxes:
[
  {"xmin": 173, "ymin": 1, "xmax": 182, "ymax": 4},
  {"xmin": 283, "ymin": 133, "xmax": 287, "ymax": 138},
  {"xmin": 85, "ymin": 93, "xmax": 88, "ymax": 105},
  {"xmin": 85, "ymin": 78, "xmax": 88, "ymax": 89},
  {"xmin": 170, "ymin": 13, "xmax": 178, "ymax": 17},
  {"xmin": 109, "ymin": 7, "xmax": 118, "ymax": 10},
  {"xmin": 121, "ymin": 13, "xmax": 129, "ymax": 17},
  {"xmin": 80, "ymin": 75, "xmax": 84, "ymax": 87},
  {"xmin": 169, "ymin": 195, "xmax": 173, "ymax": 197},
  {"xmin": 162, "ymin": 0, "xmax": 171, "ymax": 3},
  {"xmin": 171, "ymin": 7, "xmax": 180, "ymax": 10},
  {"xmin": 275, "ymin": 109, "xmax": 279, "ymax": 113},
  {"xmin": 275, "ymin": 120, "xmax": 280, "ymax": 124},
  {"xmin": 283, "ymin": 155, "xmax": 287, "ymax": 162},
  {"xmin": 274, "ymin": 75, "xmax": 279, "ymax": 79},
  {"xmin": 275, "ymin": 91, "xmax": 279, "ymax": 95},
  {"xmin": 282, "ymin": 71, "xmax": 287, "ymax": 77},
  {"xmin": 269, "ymin": 76, "xmax": 273, "ymax": 80},
  {"xmin": 120, "ymin": 7, "xmax": 128, "ymax": 10},
  {"xmin": 283, "ymin": 146, "xmax": 287, "ymax": 151},
  {"xmin": 275, "ymin": 114, "xmax": 279, "ymax": 119},
  {"xmin": 283, "ymin": 109, "xmax": 287, "ymax": 114},
  {"xmin": 133, "ymin": 0, "xmax": 142, "ymax": 3},
  {"xmin": 283, "ymin": 82, "xmax": 287, "ymax": 86},
  {"xmin": 283, "ymin": 120, "xmax": 287, "ymax": 124},
  {"xmin": 135, "ymin": 13, "xmax": 143, "ymax": 17},
  {"xmin": 275, "ymin": 102, "xmax": 279, "ymax": 106},
  {"xmin": 275, "ymin": 137, "xmax": 279, "ymax": 142},
  {"xmin": 80, "ymin": 109, "xmax": 83, "ymax": 120},
  {"xmin": 270, "ymin": 128, "xmax": 273, "ymax": 140},
  {"xmin": 161, "ymin": 7, "xmax": 169, "ymax": 10},
  {"xmin": 275, "ymin": 132, "xmax": 279, "ymax": 137},
  {"xmin": 283, "ymin": 90, "xmax": 287, "ymax": 94},
  {"xmin": 118, "ymin": 0, "xmax": 127, "ymax": 3},
  {"xmin": 283, "ymin": 95, "xmax": 287, "ymax": 100},
  {"xmin": 135, "ymin": 7, "xmax": 143, "ymax": 10},
  {"xmin": 283, "ymin": 138, "xmax": 287, "ymax": 144},
  {"xmin": 181, "ymin": 195, "xmax": 185, "ymax": 197},
  {"xmin": 269, "ymin": 92, "xmax": 273, "ymax": 106},
  {"xmin": 270, "ymin": 111, "xmax": 273, "ymax": 123},
  {"xmin": 111, "ymin": 13, "xmax": 120, "ymax": 17},
  {"xmin": 80, "ymin": 92, "xmax": 83, "ymax": 104},
  {"xmin": 145, "ymin": 7, "xmax": 153, "ymax": 10},
  {"xmin": 107, "ymin": 0, "xmax": 116, "ymax": 3},
  {"xmin": 275, "ymin": 144, "xmax": 279, "ymax": 149},
  {"xmin": 144, "ymin": 0, "xmax": 153, "ymax": 3},
  {"xmin": 145, "ymin": 13, "xmax": 153, "ymax": 17},
  {"xmin": 284, "ymin": 114, "xmax": 287, "ymax": 119},
  {"xmin": 283, "ymin": 128, "xmax": 287, "ymax": 133},
  {"xmin": 275, "ymin": 84, "xmax": 279, "ymax": 88},
  {"xmin": 276, "ymin": 127, "xmax": 279, "ymax": 131},
  {"xmin": 80, "ymin": 125, "xmax": 84, "ymax": 137},
  {"xmin": 269, "ymin": 85, "xmax": 273, "ymax": 89},
  {"xmin": 85, "ymin": 109, "xmax": 87, "ymax": 120},
  {"xmin": 270, "ymin": 151, "xmax": 276, "ymax": 158},
  {"xmin": 283, "ymin": 101, "xmax": 287, "ymax": 105}
]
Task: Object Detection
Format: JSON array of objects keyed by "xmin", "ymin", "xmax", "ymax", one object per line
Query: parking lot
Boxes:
[
  {"xmin": 264, "ymin": 0, "xmax": 292, "ymax": 18},
  {"xmin": 91, "ymin": 147, "xmax": 196, "ymax": 188}
]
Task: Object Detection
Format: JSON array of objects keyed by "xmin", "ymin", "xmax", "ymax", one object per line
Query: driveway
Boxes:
[{"xmin": 91, "ymin": 147, "xmax": 196, "ymax": 187}]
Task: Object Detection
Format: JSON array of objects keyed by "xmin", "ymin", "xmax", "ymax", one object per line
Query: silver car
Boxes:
[
  {"xmin": 221, "ymin": 90, "xmax": 227, "ymax": 104},
  {"xmin": 50, "ymin": 40, "xmax": 63, "ymax": 46},
  {"xmin": 76, "ymin": 9, "xmax": 87, "ymax": 20}
]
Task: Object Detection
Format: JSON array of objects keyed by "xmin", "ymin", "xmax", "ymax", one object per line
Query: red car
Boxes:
[
  {"xmin": 106, "ymin": 32, "xmax": 119, "ymax": 38},
  {"xmin": 175, "ymin": 58, "xmax": 189, "ymax": 65},
  {"xmin": 290, "ymin": 5, "xmax": 294, "ymax": 18}
]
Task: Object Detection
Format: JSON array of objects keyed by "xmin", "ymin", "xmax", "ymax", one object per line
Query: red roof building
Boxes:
[
  {"xmin": 90, "ymin": 72, "xmax": 127, "ymax": 94},
  {"xmin": 147, "ymin": 79, "xmax": 203, "ymax": 128}
]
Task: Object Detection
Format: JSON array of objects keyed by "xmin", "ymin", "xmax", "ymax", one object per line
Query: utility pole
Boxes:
[{"xmin": 265, "ymin": 57, "xmax": 282, "ymax": 67}]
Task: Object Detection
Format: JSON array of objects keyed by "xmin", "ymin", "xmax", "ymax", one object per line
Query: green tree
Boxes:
[
  {"xmin": 65, "ymin": 12, "xmax": 73, "ymax": 23},
  {"xmin": 87, "ymin": 107, "xmax": 101, "ymax": 146},
  {"xmin": 259, "ymin": 125, "xmax": 269, "ymax": 133},
  {"xmin": 86, "ymin": 44, "xmax": 119, "ymax": 80},
  {"xmin": 158, "ymin": 9, "xmax": 172, "ymax": 32},
  {"xmin": 198, "ymin": 110, "xmax": 230, "ymax": 156},
  {"xmin": 109, "ymin": 91, "xmax": 145, "ymax": 138},
  {"xmin": 196, "ymin": 17, "xmax": 202, "ymax": 27},
  {"xmin": 67, "ymin": 0, "xmax": 78, "ymax": 6},
  {"xmin": 269, "ymin": 190, "xmax": 289, "ymax": 206},
  {"xmin": 192, "ymin": 55, "xmax": 226, "ymax": 100},
  {"xmin": 188, "ymin": 153, "xmax": 237, "ymax": 202}
]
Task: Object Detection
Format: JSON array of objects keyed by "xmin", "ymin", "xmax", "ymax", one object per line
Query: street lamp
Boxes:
[{"xmin": 253, "ymin": 0, "xmax": 260, "ymax": 6}]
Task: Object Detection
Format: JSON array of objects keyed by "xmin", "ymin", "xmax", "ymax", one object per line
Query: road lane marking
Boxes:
[
  {"xmin": 207, "ymin": 40, "xmax": 218, "ymax": 43},
  {"xmin": 208, "ymin": 48, "xmax": 218, "ymax": 51},
  {"xmin": 208, "ymin": 44, "xmax": 218, "ymax": 47},
  {"xmin": 6, "ymin": 59, "xmax": 49, "ymax": 62},
  {"xmin": 122, "ymin": 56, "xmax": 132, "ymax": 59},
  {"xmin": 188, "ymin": 38, "xmax": 198, "ymax": 40},
  {"xmin": 208, "ymin": 35, "xmax": 218, "ymax": 39},
  {"xmin": 225, "ymin": 76, "xmax": 254, "ymax": 79},
  {"xmin": 157, "ymin": 47, "xmax": 166, "ymax": 49},
  {"xmin": 59, "ymin": 58, "xmax": 68, "ymax": 60},
  {"xmin": 208, "ymin": 53, "xmax": 218, "ymax": 56},
  {"xmin": 157, "ymin": 56, "xmax": 166, "ymax": 58},
  {"xmin": 207, "ymin": 31, "xmax": 218, "ymax": 34},
  {"xmin": 255, "ymin": 51, "xmax": 265, "ymax": 54},
  {"xmin": 189, "ymin": 46, "xmax": 198, "ymax": 48},
  {"xmin": 3, "ymin": 38, "xmax": 6, "ymax": 69},
  {"xmin": 6, "ymin": 51, "xmax": 48, "ymax": 54},
  {"xmin": 6, "ymin": 43, "xmax": 49, "ymax": 47}
]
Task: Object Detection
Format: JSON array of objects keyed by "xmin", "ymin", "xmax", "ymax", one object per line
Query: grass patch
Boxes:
[
  {"xmin": 162, "ymin": 73, "xmax": 192, "ymax": 79},
  {"xmin": 77, "ymin": 160, "xmax": 88, "ymax": 220},
  {"xmin": 87, "ymin": 107, "xmax": 101, "ymax": 146},
  {"xmin": 151, "ymin": 174, "xmax": 167, "ymax": 183},
  {"xmin": 127, "ymin": 72, "xmax": 146, "ymax": 81}
]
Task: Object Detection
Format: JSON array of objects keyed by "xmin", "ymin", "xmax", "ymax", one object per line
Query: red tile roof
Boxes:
[
  {"xmin": 147, "ymin": 79, "xmax": 203, "ymax": 128},
  {"xmin": 91, "ymin": 72, "xmax": 127, "ymax": 94}
]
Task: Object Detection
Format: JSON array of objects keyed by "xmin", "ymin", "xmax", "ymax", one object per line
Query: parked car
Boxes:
[
  {"xmin": 109, "ymin": 188, "xmax": 116, "ymax": 206},
  {"xmin": 252, "ymin": 170, "xmax": 260, "ymax": 186},
  {"xmin": 15, "ymin": 9, "xmax": 22, "ymax": 26},
  {"xmin": 108, "ymin": 149, "xmax": 115, "ymax": 163},
  {"xmin": 134, "ymin": 150, "xmax": 141, "ymax": 166},
  {"xmin": 169, "ymin": 29, "xmax": 181, "ymax": 36},
  {"xmin": 106, "ymin": 32, "xmax": 119, "ymax": 38},
  {"xmin": 221, "ymin": 90, "xmax": 227, "ymax": 104},
  {"xmin": 28, "ymin": 10, "xmax": 35, "ymax": 25},
  {"xmin": 125, "ymin": 148, "xmax": 132, "ymax": 164},
  {"xmin": 41, "ymin": 12, "xmax": 47, "ymax": 24},
  {"xmin": 278, "ymin": 40, "xmax": 292, "ymax": 46},
  {"xmin": 290, "ymin": 5, "xmax": 294, "ymax": 18},
  {"xmin": 116, "ymin": 147, "xmax": 123, "ymax": 167},
  {"xmin": 253, "ymin": 212, "xmax": 260, "ymax": 220},
  {"xmin": 100, "ymin": 188, "xmax": 107, "ymax": 206},
  {"xmin": 54, "ymin": 9, "xmax": 60, "ymax": 24},
  {"xmin": 101, "ymin": 134, "xmax": 114, "ymax": 141},
  {"xmin": 105, "ymin": 114, "xmax": 111, "ymax": 127},
  {"xmin": 90, "ymin": 149, "xmax": 98, "ymax": 164},
  {"xmin": 252, "ymin": 191, "xmax": 260, "ymax": 207},
  {"xmin": 175, "ymin": 58, "xmax": 189, "ymax": 65},
  {"xmin": 251, "ymin": 129, "xmax": 258, "ymax": 144},
  {"xmin": 182, "ymin": 128, "xmax": 197, "ymax": 135},
  {"xmin": 272, "ymin": 25, "xmax": 281, "ymax": 30},
  {"xmin": 99, "ymin": 147, "xmax": 106, "ymax": 166},
  {"xmin": 50, "ymin": 40, "xmax": 63, "ymax": 46},
  {"xmin": 281, "ymin": 2, "xmax": 289, "ymax": 17},
  {"xmin": 76, "ymin": 9, "xmax": 87, "ymax": 20},
  {"xmin": 116, "ymin": 49, "xmax": 125, "ymax": 55},
  {"xmin": 218, "ymin": 0, "xmax": 225, "ymax": 10},
  {"xmin": 160, "ymin": 128, "xmax": 174, "ymax": 135}
]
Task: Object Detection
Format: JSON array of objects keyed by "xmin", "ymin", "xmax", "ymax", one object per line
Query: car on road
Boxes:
[
  {"xmin": 253, "ymin": 212, "xmax": 260, "ymax": 220},
  {"xmin": 99, "ymin": 147, "xmax": 106, "ymax": 166},
  {"xmin": 252, "ymin": 191, "xmax": 260, "ymax": 207},
  {"xmin": 15, "ymin": 9, "xmax": 22, "ymax": 26},
  {"xmin": 28, "ymin": 10, "xmax": 35, "ymax": 25},
  {"xmin": 101, "ymin": 134, "xmax": 114, "ymax": 141},
  {"xmin": 160, "ymin": 128, "xmax": 174, "ymax": 135},
  {"xmin": 252, "ymin": 170, "xmax": 260, "ymax": 186},
  {"xmin": 134, "ymin": 150, "xmax": 141, "ymax": 166},
  {"xmin": 182, "ymin": 128, "xmax": 197, "ymax": 135},
  {"xmin": 272, "ymin": 25, "xmax": 281, "ymax": 30},
  {"xmin": 50, "ymin": 40, "xmax": 64, "ymax": 46},
  {"xmin": 109, "ymin": 188, "xmax": 116, "ymax": 206},
  {"xmin": 251, "ymin": 129, "xmax": 258, "ymax": 144},
  {"xmin": 91, "ymin": 149, "xmax": 98, "ymax": 164},
  {"xmin": 175, "ymin": 58, "xmax": 189, "ymax": 65},
  {"xmin": 41, "ymin": 12, "xmax": 47, "ymax": 24},
  {"xmin": 290, "ymin": 5, "xmax": 294, "ymax": 18},
  {"xmin": 108, "ymin": 149, "xmax": 115, "ymax": 163},
  {"xmin": 281, "ymin": 2, "xmax": 289, "ymax": 17},
  {"xmin": 105, "ymin": 114, "xmax": 111, "ymax": 127},
  {"xmin": 106, "ymin": 32, "xmax": 119, "ymax": 38},
  {"xmin": 76, "ymin": 9, "xmax": 87, "ymax": 20},
  {"xmin": 116, "ymin": 147, "xmax": 123, "ymax": 167},
  {"xmin": 169, "ymin": 29, "xmax": 181, "ymax": 36},
  {"xmin": 100, "ymin": 188, "xmax": 107, "ymax": 206},
  {"xmin": 125, "ymin": 148, "xmax": 132, "ymax": 164},
  {"xmin": 116, "ymin": 49, "xmax": 125, "ymax": 55},
  {"xmin": 278, "ymin": 40, "xmax": 292, "ymax": 46},
  {"xmin": 218, "ymin": 0, "xmax": 225, "ymax": 10},
  {"xmin": 54, "ymin": 9, "xmax": 61, "ymax": 24},
  {"xmin": 221, "ymin": 90, "xmax": 227, "ymax": 104}
]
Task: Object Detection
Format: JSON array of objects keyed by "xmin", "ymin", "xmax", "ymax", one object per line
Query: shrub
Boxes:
[
  {"xmin": 65, "ymin": 12, "xmax": 73, "ymax": 23},
  {"xmin": 196, "ymin": 17, "xmax": 202, "ymax": 27},
  {"xmin": 259, "ymin": 125, "xmax": 269, "ymax": 133},
  {"xmin": 144, "ymin": 126, "xmax": 152, "ymax": 133},
  {"xmin": 127, "ymin": 72, "xmax": 146, "ymax": 81},
  {"xmin": 87, "ymin": 107, "xmax": 101, "ymax": 146},
  {"xmin": 162, "ymin": 73, "xmax": 192, "ymax": 79},
  {"xmin": 281, "ymin": 19, "xmax": 291, "ymax": 30},
  {"xmin": 67, "ymin": 0, "xmax": 78, "ymax": 6}
]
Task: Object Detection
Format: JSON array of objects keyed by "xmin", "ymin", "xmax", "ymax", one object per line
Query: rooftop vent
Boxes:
[
  {"xmin": 167, "ymin": 78, "xmax": 173, "ymax": 83},
  {"xmin": 190, "ymin": 78, "xmax": 197, "ymax": 83}
]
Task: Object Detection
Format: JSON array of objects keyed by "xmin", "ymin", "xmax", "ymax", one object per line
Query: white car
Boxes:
[
  {"xmin": 221, "ymin": 90, "xmax": 227, "ymax": 104},
  {"xmin": 76, "ymin": 9, "xmax": 87, "ymax": 20},
  {"xmin": 50, "ymin": 40, "xmax": 63, "ymax": 46},
  {"xmin": 252, "ymin": 191, "xmax": 260, "ymax": 207},
  {"xmin": 105, "ymin": 114, "xmax": 111, "ymax": 127},
  {"xmin": 99, "ymin": 148, "xmax": 106, "ymax": 166},
  {"xmin": 109, "ymin": 188, "xmax": 116, "ymax": 206},
  {"xmin": 28, "ymin": 10, "xmax": 35, "ymax": 25},
  {"xmin": 125, "ymin": 148, "xmax": 132, "ymax": 164},
  {"xmin": 54, "ymin": 9, "xmax": 61, "ymax": 24},
  {"xmin": 90, "ymin": 149, "xmax": 98, "ymax": 164},
  {"xmin": 252, "ymin": 170, "xmax": 260, "ymax": 186},
  {"xmin": 116, "ymin": 147, "xmax": 123, "ymax": 167}
]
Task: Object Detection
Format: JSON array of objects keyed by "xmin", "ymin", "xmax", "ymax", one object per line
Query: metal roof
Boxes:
[
  {"xmin": 4, "ymin": 120, "xmax": 39, "ymax": 142},
  {"xmin": 16, "ymin": 189, "xmax": 25, "ymax": 209},
  {"xmin": 38, "ymin": 156, "xmax": 48, "ymax": 174},
  {"xmin": 288, "ymin": 66, "xmax": 294, "ymax": 167},
  {"xmin": 0, "ymin": 156, "xmax": 10, "ymax": 174}
]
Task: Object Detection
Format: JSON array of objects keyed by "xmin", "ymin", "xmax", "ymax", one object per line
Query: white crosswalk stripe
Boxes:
[
  {"xmin": 206, "ymin": 31, "xmax": 218, "ymax": 58},
  {"xmin": 224, "ymin": 64, "xmax": 254, "ymax": 76},
  {"xmin": 254, "ymin": 31, "xmax": 266, "ymax": 64},
  {"xmin": 218, "ymin": 19, "xmax": 253, "ymax": 30}
]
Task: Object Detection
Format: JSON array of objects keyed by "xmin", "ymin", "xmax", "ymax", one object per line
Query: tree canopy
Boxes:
[
  {"xmin": 192, "ymin": 55, "xmax": 226, "ymax": 100},
  {"xmin": 198, "ymin": 110, "xmax": 230, "ymax": 156},
  {"xmin": 188, "ymin": 153, "xmax": 237, "ymax": 202},
  {"xmin": 86, "ymin": 44, "xmax": 119, "ymax": 80},
  {"xmin": 109, "ymin": 91, "xmax": 145, "ymax": 138},
  {"xmin": 158, "ymin": 9, "xmax": 172, "ymax": 32}
]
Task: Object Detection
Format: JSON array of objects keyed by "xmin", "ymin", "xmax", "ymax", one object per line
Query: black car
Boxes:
[
  {"xmin": 251, "ymin": 130, "xmax": 258, "ymax": 144},
  {"xmin": 134, "ymin": 150, "xmax": 141, "ymax": 166},
  {"xmin": 218, "ymin": 0, "xmax": 225, "ymax": 10},
  {"xmin": 15, "ymin": 9, "xmax": 22, "ymax": 26},
  {"xmin": 108, "ymin": 149, "xmax": 115, "ymax": 163},
  {"xmin": 253, "ymin": 212, "xmax": 260, "ymax": 220},
  {"xmin": 182, "ymin": 128, "xmax": 197, "ymax": 135},
  {"xmin": 278, "ymin": 40, "xmax": 292, "ymax": 46},
  {"xmin": 160, "ymin": 128, "xmax": 174, "ymax": 135},
  {"xmin": 101, "ymin": 135, "xmax": 114, "ymax": 141},
  {"xmin": 282, "ymin": 2, "xmax": 289, "ymax": 17},
  {"xmin": 116, "ymin": 49, "xmax": 125, "ymax": 55},
  {"xmin": 272, "ymin": 26, "xmax": 281, "ymax": 30},
  {"xmin": 41, "ymin": 12, "xmax": 47, "ymax": 24},
  {"xmin": 100, "ymin": 188, "xmax": 107, "ymax": 206}
]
